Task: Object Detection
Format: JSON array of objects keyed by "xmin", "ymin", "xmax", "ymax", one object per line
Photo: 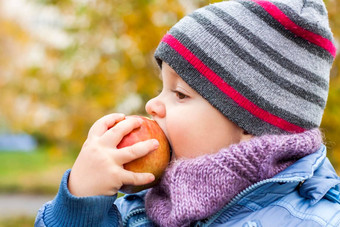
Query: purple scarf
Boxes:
[{"xmin": 145, "ymin": 129, "xmax": 322, "ymax": 227}]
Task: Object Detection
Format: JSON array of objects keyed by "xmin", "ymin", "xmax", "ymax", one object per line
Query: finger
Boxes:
[
  {"xmin": 101, "ymin": 117, "xmax": 143, "ymax": 147},
  {"xmin": 88, "ymin": 113, "xmax": 125, "ymax": 137},
  {"xmin": 115, "ymin": 139, "xmax": 159, "ymax": 165},
  {"xmin": 121, "ymin": 170, "xmax": 155, "ymax": 187}
]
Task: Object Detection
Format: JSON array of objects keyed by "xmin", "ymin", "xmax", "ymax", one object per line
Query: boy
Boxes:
[{"xmin": 36, "ymin": 0, "xmax": 340, "ymax": 226}]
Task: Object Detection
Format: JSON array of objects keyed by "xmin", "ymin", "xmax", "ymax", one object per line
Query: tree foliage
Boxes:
[
  {"xmin": 0, "ymin": 0, "xmax": 186, "ymax": 150},
  {"xmin": 0, "ymin": 0, "xmax": 339, "ymax": 171}
]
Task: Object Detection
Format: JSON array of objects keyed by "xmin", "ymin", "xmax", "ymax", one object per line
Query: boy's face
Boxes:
[{"xmin": 146, "ymin": 62, "xmax": 246, "ymax": 160}]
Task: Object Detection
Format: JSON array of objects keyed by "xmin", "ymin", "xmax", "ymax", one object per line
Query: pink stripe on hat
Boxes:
[{"xmin": 252, "ymin": 0, "xmax": 336, "ymax": 57}]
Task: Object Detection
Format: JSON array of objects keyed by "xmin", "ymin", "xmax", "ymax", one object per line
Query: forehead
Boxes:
[{"xmin": 160, "ymin": 62, "xmax": 180, "ymax": 80}]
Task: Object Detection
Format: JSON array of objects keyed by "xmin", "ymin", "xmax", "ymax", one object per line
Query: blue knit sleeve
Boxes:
[{"xmin": 34, "ymin": 169, "xmax": 121, "ymax": 227}]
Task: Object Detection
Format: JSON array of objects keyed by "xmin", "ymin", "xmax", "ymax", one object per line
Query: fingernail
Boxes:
[
  {"xmin": 149, "ymin": 174, "xmax": 155, "ymax": 182},
  {"xmin": 153, "ymin": 139, "xmax": 159, "ymax": 148}
]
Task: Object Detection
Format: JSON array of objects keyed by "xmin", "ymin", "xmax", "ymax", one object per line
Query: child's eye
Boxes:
[{"xmin": 174, "ymin": 90, "xmax": 188, "ymax": 100}]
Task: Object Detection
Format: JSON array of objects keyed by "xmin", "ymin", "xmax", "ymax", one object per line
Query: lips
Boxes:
[{"xmin": 150, "ymin": 117, "xmax": 173, "ymax": 160}]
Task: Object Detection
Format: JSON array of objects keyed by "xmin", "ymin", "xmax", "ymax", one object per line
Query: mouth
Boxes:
[
  {"xmin": 149, "ymin": 116, "xmax": 173, "ymax": 161},
  {"xmin": 164, "ymin": 134, "xmax": 173, "ymax": 161},
  {"xmin": 169, "ymin": 144, "xmax": 173, "ymax": 161},
  {"xmin": 161, "ymin": 130, "xmax": 173, "ymax": 161}
]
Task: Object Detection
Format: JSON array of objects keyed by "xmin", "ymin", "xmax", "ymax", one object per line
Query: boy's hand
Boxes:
[{"xmin": 68, "ymin": 113, "xmax": 158, "ymax": 197}]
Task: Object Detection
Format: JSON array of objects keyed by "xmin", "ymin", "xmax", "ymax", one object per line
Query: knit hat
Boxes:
[{"xmin": 154, "ymin": 0, "xmax": 337, "ymax": 136}]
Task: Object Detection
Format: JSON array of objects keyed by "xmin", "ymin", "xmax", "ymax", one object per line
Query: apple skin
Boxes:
[{"xmin": 117, "ymin": 115, "xmax": 170, "ymax": 194}]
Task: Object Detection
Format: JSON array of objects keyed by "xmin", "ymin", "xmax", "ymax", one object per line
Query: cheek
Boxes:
[
  {"xmin": 166, "ymin": 111, "xmax": 242, "ymax": 159},
  {"xmin": 167, "ymin": 119, "xmax": 191, "ymax": 158},
  {"xmin": 166, "ymin": 113, "xmax": 208, "ymax": 159}
]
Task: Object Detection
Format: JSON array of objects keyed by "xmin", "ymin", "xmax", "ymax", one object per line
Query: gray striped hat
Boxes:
[{"xmin": 154, "ymin": 0, "xmax": 336, "ymax": 136}]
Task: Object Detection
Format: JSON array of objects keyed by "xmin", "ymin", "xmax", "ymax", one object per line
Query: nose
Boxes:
[{"xmin": 145, "ymin": 96, "xmax": 166, "ymax": 118}]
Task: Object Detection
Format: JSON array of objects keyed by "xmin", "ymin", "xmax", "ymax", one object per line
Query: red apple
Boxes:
[{"xmin": 117, "ymin": 115, "xmax": 170, "ymax": 194}]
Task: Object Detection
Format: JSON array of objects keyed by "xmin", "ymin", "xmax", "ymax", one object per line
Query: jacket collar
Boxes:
[
  {"xmin": 296, "ymin": 145, "xmax": 340, "ymax": 205},
  {"xmin": 274, "ymin": 144, "xmax": 327, "ymax": 180},
  {"xmin": 243, "ymin": 145, "xmax": 340, "ymax": 206}
]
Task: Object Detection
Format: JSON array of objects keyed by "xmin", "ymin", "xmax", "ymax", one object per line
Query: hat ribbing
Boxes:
[{"xmin": 154, "ymin": 0, "xmax": 337, "ymax": 136}]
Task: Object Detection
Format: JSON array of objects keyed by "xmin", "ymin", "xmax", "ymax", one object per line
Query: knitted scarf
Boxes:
[{"xmin": 145, "ymin": 129, "xmax": 322, "ymax": 227}]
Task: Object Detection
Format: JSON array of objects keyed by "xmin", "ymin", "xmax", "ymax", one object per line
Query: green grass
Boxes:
[
  {"xmin": 0, "ymin": 216, "xmax": 35, "ymax": 227},
  {"xmin": 0, "ymin": 147, "xmax": 75, "ymax": 195}
]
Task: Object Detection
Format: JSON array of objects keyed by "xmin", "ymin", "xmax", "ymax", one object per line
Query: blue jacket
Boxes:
[{"xmin": 35, "ymin": 145, "xmax": 340, "ymax": 227}]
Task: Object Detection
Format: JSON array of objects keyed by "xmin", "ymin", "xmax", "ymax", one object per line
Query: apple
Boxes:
[{"xmin": 117, "ymin": 115, "xmax": 170, "ymax": 194}]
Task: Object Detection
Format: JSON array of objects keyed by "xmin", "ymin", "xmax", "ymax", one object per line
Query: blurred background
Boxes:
[{"xmin": 0, "ymin": 0, "xmax": 339, "ymax": 226}]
